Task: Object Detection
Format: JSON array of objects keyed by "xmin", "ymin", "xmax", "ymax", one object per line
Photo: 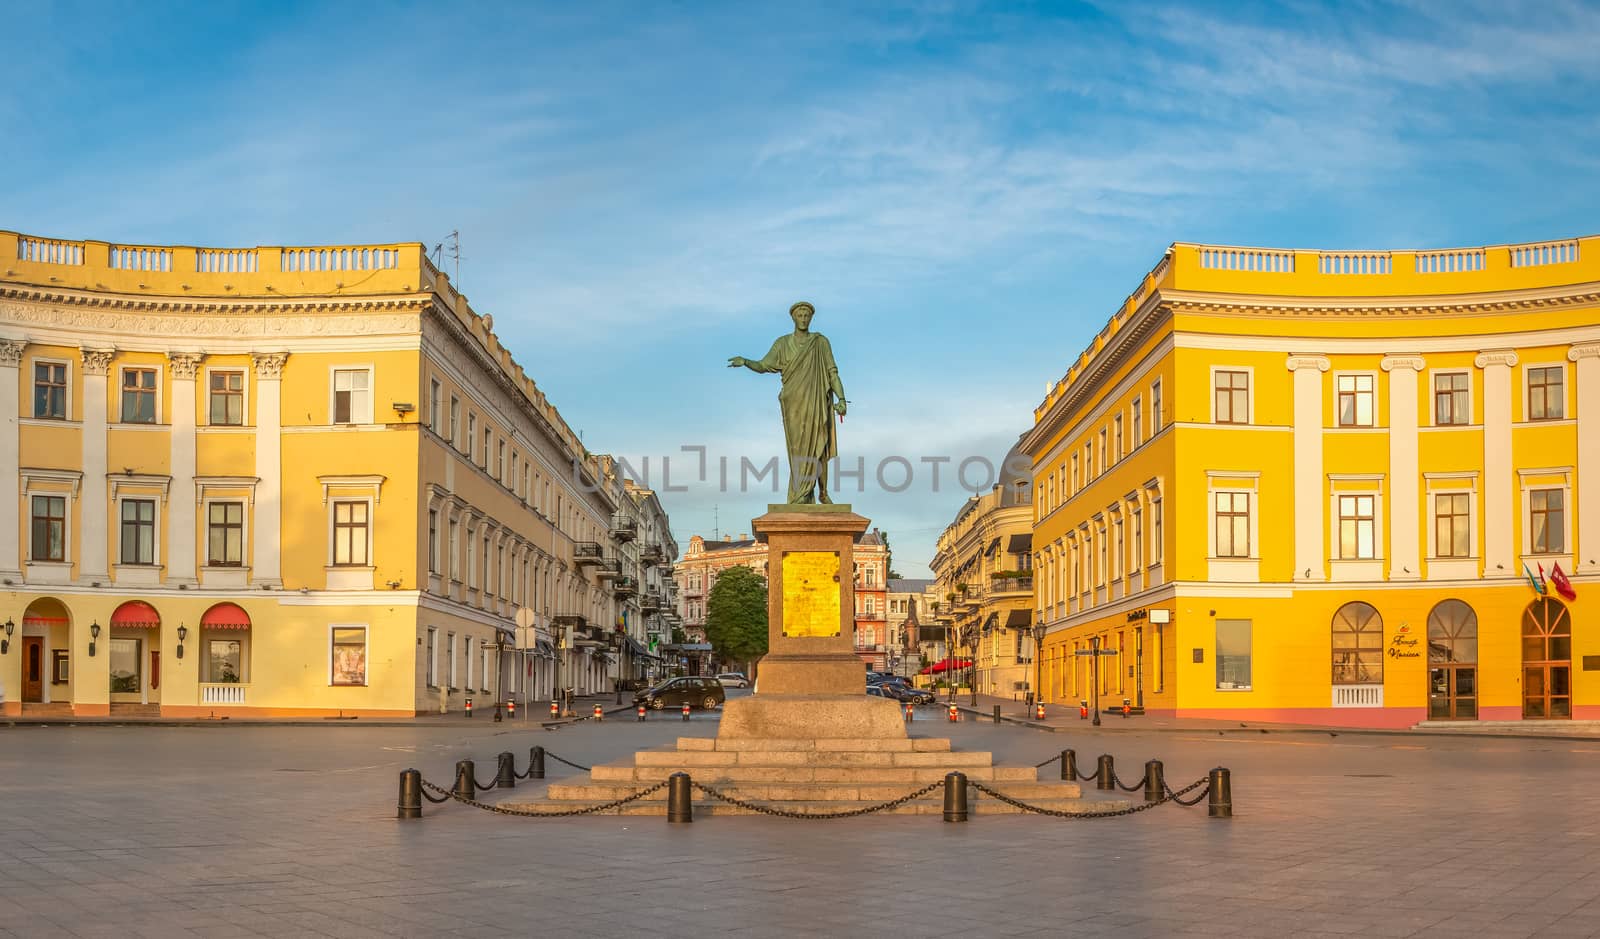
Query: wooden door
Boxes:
[
  {"xmin": 22, "ymin": 637, "xmax": 44, "ymax": 702},
  {"xmin": 1521, "ymin": 599, "xmax": 1572, "ymax": 719}
]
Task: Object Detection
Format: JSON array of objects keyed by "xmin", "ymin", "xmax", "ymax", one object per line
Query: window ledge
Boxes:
[
  {"xmin": 19, "ymin": 417, "xmax": 78, "ymax": 427},
  {"xmin": 26, "ymin": 561, "xmax": 73, "ymax": 585},
  {"xmin": 1207, "ymin": 558, "xmax": 1259, "ymax": 583},
  {"xmin": 325, "ymin": 566, "xmax": 376, "ymax": 591},
  {"xmin": 1329, "ymin": 559, "xmax": 1384, "ymax": 582},
  {"xmin": 109, "ymin": 422, "xmax": 169, "ymax": 432}
]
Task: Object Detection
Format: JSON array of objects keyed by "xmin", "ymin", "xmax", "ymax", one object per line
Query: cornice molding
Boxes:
[
  {"xmin": 0, "ymin": 294, "xmax": 425, "ymax": 342},
  {"xmin": 1159, "ymin": 280, "xmax": 1600, "ymax": 318}
]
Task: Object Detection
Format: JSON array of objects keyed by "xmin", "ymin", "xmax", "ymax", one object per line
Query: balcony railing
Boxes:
[
  {"xmin": 640, "ymin": 542, "xmax": 665, "ymax": 565},
  {"xmin": 573, "ymin": 542, "xmax": 603, "ymax": 566},
  {"xmin": 613, "ymin": 576, "xmax": 638, "ymax": 598},
  {"xmin": 610, "ymin": 514, "xmax": 638, "ymax": 541},
  {"xmin": 594, "ymin": 558, "xmax": 622, "ymax": 580},
  {"xmin": 989, "ymin": 573, "xmax": 1034, "ymax": 594},
  {"xmin": 200, "ymin": 683, "xmax": 248, "ymax": 705}
]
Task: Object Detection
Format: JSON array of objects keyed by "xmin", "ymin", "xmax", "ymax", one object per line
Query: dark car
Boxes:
[
  {"xmin": 871, "ymin": 681, "xmax": 936, "ymax": 705},
  {"xmin": 865, "ymin": 684, "xmax": 899, "ymax": 700},
  {"xmin": 634, "ymin": 676, "xmax": 726, "ymax": 710}
]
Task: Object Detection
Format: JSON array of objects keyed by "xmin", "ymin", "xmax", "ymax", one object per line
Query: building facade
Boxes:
[
  {"xmin": 0, "ymin": 229, "xmax": 673, "ymax": 717},
  {"xmin": 1022, "ymin": 234, "xmax": 1598, "ymax": 726},
  {"xmin": 928, "ymin": 447, "xmax": 1035, "ymax": 697}
]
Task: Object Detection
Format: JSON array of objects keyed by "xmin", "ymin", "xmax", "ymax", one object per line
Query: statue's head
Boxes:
[{"xmin": 789, "ymin": 301, "xmax": 815, "ymax": 331}]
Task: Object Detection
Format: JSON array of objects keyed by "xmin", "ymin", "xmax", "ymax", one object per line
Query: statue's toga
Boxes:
[{"xmin": 728, "ymin": 301, "xmax": 848, "ymax": 504}]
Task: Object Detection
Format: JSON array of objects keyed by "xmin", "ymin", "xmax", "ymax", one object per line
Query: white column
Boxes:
[
  {"xmin": 252, "ymin": 353, "xmax": 288, "ymax": 586},
  {"xmin": 1571, "ymin": 343, "xmax": 1600, "ymax": 576},
  {"xmin": 167, "ymin": 353, "xmax": 203, "ymax": 584},
  {"xmin": 1477, "ymin": 351, "xmax": 1518, "ymax": 578},
  {"xmin": 0, "ymin": 339, "xmax": 24, "ymax": 579},
  {"xmin": 1288, "ymin": 355, "xmax": 1330, "ymax": 580},
  {"xmin": 79, "ymin": 349, "xmax": 114, "ymax": 583},
  {"xmin": 1382, "ymin": 355, "xmax": 1424, "ymax": 580}
]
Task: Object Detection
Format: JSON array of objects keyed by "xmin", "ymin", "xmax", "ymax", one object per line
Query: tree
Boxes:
[{"xmin": 704, "ymin": 564, "xmax": 768, "ymax": 672}]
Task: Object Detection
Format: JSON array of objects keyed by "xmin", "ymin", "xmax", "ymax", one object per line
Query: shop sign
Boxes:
[
  {"xmin": 1387, "ymin": 623, "xmax": 1420, "ymax": 659},
  {"xmin": 1126, "ymin": 608, "xmax": 1147, "ymax": 623}
]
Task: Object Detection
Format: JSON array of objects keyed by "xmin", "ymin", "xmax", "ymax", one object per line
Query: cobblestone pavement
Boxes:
[{"xmin": 3, "ymin": 702, "xmax": 1599, "ymax": 938}]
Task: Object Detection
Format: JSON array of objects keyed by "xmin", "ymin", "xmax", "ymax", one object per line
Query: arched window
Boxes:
[
  {"xmin": 1426, "ymin": 600, "xmax": 1477, "ymax": 663},
  {"xmin": 1331, "ymin": 601, "xmax": 1383, "ymax": 685},
  {"xmin": 1522, "ymin": 598, "xmax": 1571, "ymax": 663}
]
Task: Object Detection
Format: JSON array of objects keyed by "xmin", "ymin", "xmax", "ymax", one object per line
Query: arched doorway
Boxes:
[
  {"xmin": 1522, "ymin": 598, "xmax": 1571, "ymax": 719},
  {"xmin": 1427, "ymin": 600, "xmax": 1477, "ymax": 720},
  {"xmin": 108, "ymin": 600, "xmax": 162, "ymax": 707},
  {"xmin": 20, "ymin": 598, "xmax": 71, "ymax": 705}
]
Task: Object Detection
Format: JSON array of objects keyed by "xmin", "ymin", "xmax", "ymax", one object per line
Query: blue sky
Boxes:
[{"xmin": 4, "ymin": 0, "xmax": 1598, "ymax": 573}]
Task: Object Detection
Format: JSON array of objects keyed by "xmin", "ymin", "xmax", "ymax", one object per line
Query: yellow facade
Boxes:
[
  {"xmin": 1023, "ymin": 236, "xmax": 1599, "ymax": 726},
  {"xmin": 1, "ymin": 230, "xmax": 675, "ymax": 717}
]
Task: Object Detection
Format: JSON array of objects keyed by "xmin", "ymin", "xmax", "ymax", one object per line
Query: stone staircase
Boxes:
[{"xmin": 499, "ymin": 735, "xmax": 1128, "ymax": 816}]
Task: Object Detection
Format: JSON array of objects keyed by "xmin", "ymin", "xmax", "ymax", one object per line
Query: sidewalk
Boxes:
[{"xmin": 941, "ymin": 691, "xmax": 1600, "ymax": 740}]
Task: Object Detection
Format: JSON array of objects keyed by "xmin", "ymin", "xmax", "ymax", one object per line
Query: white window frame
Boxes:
[
  {"xmin": 1523, "ymin": 362, "xmax": 1568, "ymax": 422},
  {"xmin": 426, "ymin": 626, "xmax": 439, "ymax": 687},
  {"xmin": 449, "ymin": 395, "xmax": 460, "ymax": 446},
  {"xmin": 1205, "ymin": 474, "xmax": 1259, "ymax": 582},
  {"xmin": 28, "ymin": 490, "xmax": 73, "ymax": 564},
  {"xmin": 329, "ymin": 365, "xmax": 374, "ymax": 425},
  {"xmin": 467, "ymin": 413, "xmax": 477, "ymax": 459},
  {"xmin": 1428, "ymin": 369, "xmax": 1473, "ymax": 427},
  {"xmin": 1326, "ymin": 476, "xmax": 1384, "ymax": 581},
  {"xmin": 1130, "ymin": 504, "xmax": 1143, "ymax": 574},
  {"xmin": 429, "ymin": 378, "xmax": 442, "ymax": 434},
  {"xmin": 201, "ymin": 498, "xmax": 249, "ymax": 568},
  {"xmin": 465, "ymin": 636, "xmax": 476, "ymax": 691},
  {"xmin": 481, "ymin": 645, "xmax": 492, "ymax": 693},
  {"xmin": 1333, "ymin": 371, "xmax": 1378, "ymax": 428},
  {"xmin": 447, "ymin": 631, "xmax": 458, "ymax": 690},
  {"xmin": 1150, "ymin": 379, "xmax": 1163, "ymax": 432},
  {"xmin": 203, "ymin": 366, "xmax": 249, "ymax": 428},
  {"xmin": 328, "ymin": 497, "xmax": 375, "ymax": 569},
  {"xmin": 31, "ymin": 356, "xmax": 73, "ymax": 421},
  {"xmin": 1334, "ymin": 492, "xmax": 1379, "ymax": 560},
  {"xmin": 1131, "ymin": 397, "xmax": 1142, "ymax": 448},
  {"xmin": 115, "ymin": 495, "xmax": 162, "ymax": 567},
  {"xmin": 328, "ymin": 624, "xmax": 369, "ymax": 687},
  {"xmin": 1210, "ymin": 366, "xmax": 1254, "ymax": 425},
  {"xmin": 1211, "ymin": 490, "xmax": 1254, "ymax": 559},
  {"xmin": 1520, "ymin": 472, "xmax": 1573, "ymax": 559},
  {"xmin": 1424, "ymin": 476, "xmax": 1477, "ymax": 577},
  {"xmin": 116, "ymin": 363, "xmax": 164, "ymax": 426}
]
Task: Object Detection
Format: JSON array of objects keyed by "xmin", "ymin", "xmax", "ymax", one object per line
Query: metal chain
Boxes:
[
  {"xmin": 967, "ymin": 776, "xmax": 1208, "ymax": 818},
  {"xmin": 545, "ymin": 752, "xmax": 592, "ymax": 772},
  {"xmin": 419, "ymin": 787, "xmax": 452, "ymax": 804},
  {"xmin": 474, "ymin": 773, "xmax": 498, "ymax": 792},
  {"xmin": 691, "ymin": 780, "xmax": 943, "ymax": 819},
  {"xmin": 419, "ymin": 777, "xmax": 668, "ymax": 817},
  {"xmin": 1033, "ymin": 753, "xmax": 1062, "ymax": 769},
  {"xmin": 1163, "ymin": 781, "xmax": 1212, "ymax": 807},
  {"xmin": 1113, "ymin": 773, "xmax": 1145, "ymax": 793}
]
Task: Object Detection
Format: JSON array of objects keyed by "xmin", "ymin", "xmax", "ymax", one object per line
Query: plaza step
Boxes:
[
  {"xmin": 675, "ymin": 736, "xmax": 951, "ymax": 752},
  {"xmin": 589, "ymin": 761, "xmax": 1040, "ymax": 783},
  {"xmin": 632, "ymin": 748, "xmax": 993, "ymax": 768},
  {"xmin": 496, "ymin": 790, "xmax": 1127, "ymax": 817},
  {"xmin": 544, "ymin": 779, "xmax": 1084, "ymax": 802}
]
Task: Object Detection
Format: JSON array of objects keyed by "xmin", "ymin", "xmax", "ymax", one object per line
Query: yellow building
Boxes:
[
  {"xmin": 1022, "ymin": 235, "xmax": 1598, "ymax": 727},
  {"xmin": 928, "ymin": 443, "xmax": 1035, "ymax": 697},
  {"xmin": 0, "ymin": 229, "xmax": 675, "ymax": 717}
]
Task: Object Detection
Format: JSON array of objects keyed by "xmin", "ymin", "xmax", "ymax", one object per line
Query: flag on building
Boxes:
[
  {"xmin": 1524, "ymin": 562, "xmax": 1546, "ymax": 595},
  {"xmin": 1549, "ymin": 562, "xmax": 1578, "ymax": 602}
]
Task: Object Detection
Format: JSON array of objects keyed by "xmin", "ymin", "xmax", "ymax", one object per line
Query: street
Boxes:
[{"xmin": 2, "ymin": 697, "xmax": 1598, "ymax": 938}]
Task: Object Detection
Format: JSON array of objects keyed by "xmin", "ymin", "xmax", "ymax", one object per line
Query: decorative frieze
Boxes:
[{"xmin": 251, "ymin": 352, "xmax": 289, "ymax": 379}]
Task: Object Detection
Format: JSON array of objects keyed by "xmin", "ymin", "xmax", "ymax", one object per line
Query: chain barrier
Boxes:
[
  {"xmin": 1033, "ymin": 753, "xmax": 1062, "ymax": 769},
  {"xmin": 967, "ymin": 776, "xmax": 1207, "ymax": 818},
  {"xmin": 545, "ymin": 752, "xmax": 592, "ymax": 772},
  {"xmin": 1163, "ymin": 781, "xmax": 1212, "ymax": 807},
  {"xmin": 419, "ymin": 787, "xmax": 452, "ymax": 804},
  {"xmin": 474, "ymin": 773, "xmax": 498, "ymax": 792},
  {"xmin": 690, "ymin": 780, "xmax": 944, "ymax": 819},
  {"xmin": 419, "ymin": 777, "xmax": 669, "ymax": 817},
  {"xmin": 1113, "ymin": 773, "xmax": 1145, "ymax": 794}
]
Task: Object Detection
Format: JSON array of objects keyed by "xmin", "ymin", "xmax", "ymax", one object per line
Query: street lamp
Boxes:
[
  {"xmin": 1089, "ymin": 634, "xmax": 1103, "ymax": 727},
  {"xmin": 1, "ymin": 617, "xmax": 14, "ymax": 655},
  {"xmin": 493, "ymin": 631, "xmax": 507, "ymax": 721},
  {"xmin": 1030, "ymin": 620, "xmax": 1047, "ymax": 713},
  {"xmin": 613, "ymin": 629, "xmax": 625, "ymax": 705}
]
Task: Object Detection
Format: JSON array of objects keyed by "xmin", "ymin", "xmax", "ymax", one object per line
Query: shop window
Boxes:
[
  {"xmin": 330, "ymin": 626, "xmax": 367, "ymax": 686},
  {"xmin": 1331, "ymin": 601, "xmax": 1384, "ymax": 684},
  {"xmin": 1215, "ymin": 619, "xmax": 1251, "ymax": 690}
]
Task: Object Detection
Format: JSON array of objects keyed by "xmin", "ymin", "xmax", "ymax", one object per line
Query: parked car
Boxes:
[
  {"xmin": 716, "ymin": 672, "xmax": 750, "ymax": 688},
  {"xmin": 870, "ymin": 682, "xmax": 936, "ymax": 705},
  {"xmin": 865, "ymin": 684, "xmax": 898, "ymax": 699},
  {"xmin": 634, "ymin": 676, "xmax": 726, "ymax": 710}
]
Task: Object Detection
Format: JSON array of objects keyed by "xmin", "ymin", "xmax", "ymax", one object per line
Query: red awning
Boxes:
[
  {"xmin": 110, "ymin": 600, "xmax": 161, "ymax": 628},
  {"xmin": 201, "ymin": 602, "xmax": 251, "ymax": 630},
  {"xmin": 918, "ymin": 657, "xmax": 973, "ymax": 675}
]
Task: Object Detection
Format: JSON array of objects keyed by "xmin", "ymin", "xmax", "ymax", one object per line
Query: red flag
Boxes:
[
  {"xmin": 1549, "ymin": 562, "xmax": 1578, "ymax": 602},
  {"xmin": 1538, "ymin": 563, "xmax": 1550, "ymax": 594}
]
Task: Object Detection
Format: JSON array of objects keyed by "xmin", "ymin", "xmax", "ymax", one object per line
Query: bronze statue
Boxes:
[{"xmin": 728, "ymin": 301, "xmax": 848, "ymax": 504}]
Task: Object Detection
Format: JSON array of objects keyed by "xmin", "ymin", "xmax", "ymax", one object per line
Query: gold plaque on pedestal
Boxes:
[{"xmin": 780, "ymin": 550, "xmax": 840, "ymax": 637}]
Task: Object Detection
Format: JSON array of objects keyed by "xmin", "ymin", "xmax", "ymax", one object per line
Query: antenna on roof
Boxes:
[
  {"xmin": 713, "ymin": 504, "xmax": 720, "ymax": 541},
  {"xmin": 432, "ymin": 230, "xmax": 462, "ymax": 285}
]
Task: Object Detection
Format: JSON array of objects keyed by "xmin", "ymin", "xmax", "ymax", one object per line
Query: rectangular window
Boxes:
[
  {"xmin": 1112, "ymin": 516, "xmax": 1124, "ymax": 580},
  {"xmin": 1131, "ymin": 398, "xmax": 1142, "ymax": 448},
  {"xmin": 1152, "ymin": 498, "xmax": 1163, "ymax": 563},
  {"xmin": 1131, "ymin": 509, "xmax": 1143, "ymax": 572},
  {"xmin": 427, "ymin": 509, "xmax": 439, "ymax": 573},
  {"xmin": 1216, "ymin": 619, "xmax": 1251, "ymax": 689},
  {"xmin": 1528, "ymin": 366, "xmax": 1565, "ymax": 420},
  {"xmin": 483, "ymin": 429, "xmax": 492, "ymax": 469},
  {"xmin": 332, "ymin": 369, "xmax": 370, "ymax": 424},
  {"xmin": 1336, "ymin": 374, "xmax": 1375, "ymax": 427},
  {"xmin": 447, "ymin": 631, "xmax": 458, "ymax": 688},
  {"xmin": 1098, "ymin": 429, "xmax": 1107, "ymax": 474},
  {"xmin": 1214, "ymin": 492, "xmax": 1250, "ymax": 558},
  {"xmin": 1151, "ymin": 380, "xmax": 1163, "ymax": 432},
  {"xmin": 448, "ymin": 518, "xmax": 459, "ymax": 579},
  {"xmin": 449, "ymin": 396, "xmax": 460, "ymax": 445},
  {"xmin": 206, "ymin": 502, "xmax": 244, "ymax": 566},
  {"xmin": 34, "ymin": 362, "xmax": 67, "ymax": 419},
  {"xmin": 208, "ymin": 370, "xmax": 245, "ymax": 425},
  {"xmin": 331, "ymin": 626, "xmax": 367, "ymax": 686},
  {"xmin": 1070, "ymin": 454, "xmax": 1079, "ymax": 494},
  {"xmin": 121, "ymin": 368, "xmax": 157, "ymax": 423},
  {"xmin": 426, "ymin": 626, "xmax": 438, "ymax": 687},
  {"xmin": 208, "ymin": 639, "xmax": 242, "ymax": 683},
  {"xmin": 120, "ymin": 499, "xmax": 156, "ymax": 565},
  {"xmin": 466, "ymin": 636, "xmax": 475, "ymax": 690},
  {"xmin": 31, "ymin": 495, "xmax": 66, "ymax": 561},
  {"xmin": 332, "ymin": 501, "xmax": 370, "ymax": 566},
  {"xmin": 429, "ymin": 379, "xmax": 441, "ymax": 434},
  {"xmin": 1097, "ymin": 528, "xmax": 1108, "ymax": 585},
  {"xmin": 468, "ymin": 413, "xmax": 477, "ymax": 458},
  {"xmin": 498, "ymin": 440, "xmax": 506, "ymax": 481},
  {"xmin": 481, "ymin": 646, "xmax": 492, "ymax": 692},
  {"xmin": 1435, "ymin": 493, "xmax": 1471, "ymax": 558},
  {"xmin": 1154, "ymin": 624, "xmax": 1164, "ymax": 693},
  {"xmin": 1530, "ymin": 489, "xmax": 1565, "ymax": 554},
  {"xmin": 1434, "ymin": 373, "xmax": 1469, "ymax": 426},
  {"xmin": 1338, "ymin": 494, "xmax": 1376, "ymax": 559},
  {"xmin": 1113, "ymin": 414, "xmax": 1123, "ymax": 461},
  {"xmin": 481, "ymin": 536, "xmax": 491, "ymax": 594},
  {"xmin": 1214, "ymin": 370, "xmax": 1249, "ymax": 424}
]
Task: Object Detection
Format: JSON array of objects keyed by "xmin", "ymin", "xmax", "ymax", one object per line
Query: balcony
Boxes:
[
  {"xmin": 573, "ymin": 542, "xmax": 603, "ymax": 567},
  {"xmin": 640, "ymin": 542, "xmax": 665, "ymax": 565},
  {"xmin": 641, "ymin": 588, "xmax": 663, "ymax": 613},
  {"xmin": 989, "ymin": 572, "xmax": 1034, "ymax": 595},
  {"xmin": 610, "ymin": 514, "xmax": 638, "ymax": 542},
  {"xmin": 594, "ymin": 557, "xmax": 622, "ymax": 580},
  {"xmin": 613, "ymin": 576, "xmax": 638, "ymax": 599}
]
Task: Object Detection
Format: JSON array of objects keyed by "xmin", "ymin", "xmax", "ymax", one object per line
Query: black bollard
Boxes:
[
  {"xmin": 1143, "ymin": 759, "xmax": 1164, "ymax": 802},
  {"xmin": 667, "ymin": 772, "xmax": 693, "ymax": 823},
  {"xmin": 493, "ymin": 702, "xmax": 503, "ymax": 723},
  {"xmin": 992, "ymin": 705, "xmax": 1002, "ymax": 724},
  {"xmin": 943, "ymin": 771, "xmax": 969, "ymax": 822},
  {"xmin": 1208, "ymin": 767, "xmax": 1233, "ymax": 819},
  {"xmin": 1095, "ymin": 754, "xmax": 1115, "ymax": 791},
  {"xmin": 529, "ymin": 746, "xmax": 546, "ymax": 780},
  {"xmin": 398, "ymin": 768, "xmax": 422, "ymax": 819},
  {"xmin": 465, "ymin": 696, "xmax": 473, "ymax": 718},
  {"xmin": 1060, "ymin": 749, "xmax": 1078, "ymax": 782},
  {"xmin": 452, "ymin": 760, "xmax": 476, "ymax": 800},
  {"xmin": 495, "ymin": 751, "xmax": 517, "ymax": 789}
]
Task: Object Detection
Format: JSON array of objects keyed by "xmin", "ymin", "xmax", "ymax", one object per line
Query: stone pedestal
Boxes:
[{"xmin": 718, "ymin": 504, "xmax": 906, "ymax": 739}]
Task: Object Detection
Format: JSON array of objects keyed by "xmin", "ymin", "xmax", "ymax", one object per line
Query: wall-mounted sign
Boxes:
[{"xmin": 1126, "ymin": 609, "xmax": 1147, "ymax": 623}]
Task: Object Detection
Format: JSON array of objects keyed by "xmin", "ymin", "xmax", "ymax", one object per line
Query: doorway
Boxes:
[
  {"xmin": 1426, "ymin": 599, "xmax": 1477, "ymax": 720},
  {"xmin": 22, "ymin": 637, "xmax": 44, "ymax": 702},
  {"xmin": 109, "ymin": 637, "xmax": 144, "ymax": 704},
  {"xmin": 1521, "ymin": 598, "xmax": 1571, "ymax": 719}
]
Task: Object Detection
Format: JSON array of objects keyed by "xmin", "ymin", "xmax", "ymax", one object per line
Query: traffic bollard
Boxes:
[
  {"xmin": 495, "ymin": 751, "xmax": 517, "ymax": 789},
  {"xmin": 993, "ymin": 705, "xmax": 1002, "ymax": 724},
  {"xmin": 1079, "ymin": 699, "xmax": 1088, "ymax": 720},
  {"xmin": 593, "ymin": 704, "xmax": 603, "ymax": 721},
  {"xmin": 1208, "ymin": 767, "xmax": 1233, "ymax": 819},
  {"xmin": 452, "ymin": 760, "xmax": 476, "ymax": 800},
  {"xmin": 1142, "ymin": 759, "xmax": 1164, "ymax": 802},
  {"xmin": 529, "ymin": 746, "xmax": 545, "ymax": 780},
  {"xmin": 942, "ymin": 771, "xmax": 969, "ymax": 823},
  {"xmin": 667, "ymin": 772, "xmax": 693, "ymax": 823},
  {"xmin": 948, "ymin": 702, "xmax": 959, "ymax": 722},
  {"xmin": 681, "ymin": 702, "xmax": 691, "ymax": 722},
  {"xmin": 1122, "ymin": 697, "xmax": 1131, "ymax": 718},
  {"xmin": 507, "ymin": 699, "xmax": 516, "ymax": 718},
  {"xmin": 1095, "ymin": 754, "xmax": 1115, "ymax": 791},
  {"xmin": 464, "ymin": 696, "xmax": 473, "ymax": 718},
  {"xmin": 637, "ymin": 704, "xmax": 647, "ymax": 721},
  {"xmin": 905, "ymin": 702, "xmax": 914, "ymax": 722},
  {"xmin": 550, "ymin": 700, "xmax": 559, "ymax": 720},
  {"xmin": 1035, "ymin": 702, "xmax": 1046, "ymax": 721},
  {"xmin": 397, "ymin": 768, "xmax": 422, "ymax": 819},
  {"xmin": 1060, "ymin": 748, "xmax": 1078, "ymax": 782}
]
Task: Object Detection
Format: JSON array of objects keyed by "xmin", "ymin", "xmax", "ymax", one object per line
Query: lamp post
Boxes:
[
  {"xmin": 1089, "ymin": 634, "xmax": 1103, "ymax": 727},
  {"xmin": 494, "ymin": 631, "xmax": 507, "ymax": 721},
  {"xmin": 176, "ymin": 623, "xmax": 188, "ymax": 660},
  {"xmin": 1030, "ymin": 620, "xmax": 1047, "ymax": 713},
  {"xmin": 1, "ymin": 617, "xmax": 14, "ymax": 655},
  {"xmin": 613, "ymin": 629, "xmax": 625, "ymax": 705}
]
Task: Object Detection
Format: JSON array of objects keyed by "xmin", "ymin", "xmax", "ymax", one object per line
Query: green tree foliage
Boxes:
[{"xmin": 705, "ymin": 564, "xmax": 768, "ymax": 668}]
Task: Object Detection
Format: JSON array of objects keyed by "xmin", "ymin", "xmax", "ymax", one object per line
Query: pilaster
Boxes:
[
  {"xmin": 79, "ymin": 349, "xmax": 114, "ymax": 583},
  {"xmin": 251, "ymin": 352, "xmax": 288, "ymax": 586},
  {"xmin": 0, "ymin": 339, "xmax": 24, "ymax": 580},
  {"xmin": 1477, "ymin": 351, "xmax": 1518, "ymax": 577},
  {"xmin": 1571, "ymin": 343, "xmax": 1600, "ymax": 575},
  {"xmin": 1288, "ymin": 355, "xmax": 1330, "ymax": 580},
  {"xmin": 167, "ymin": 353, "xmax": 203, "ymax": 585},
  {"xmin": 1381, "ymin": 355, "xmax": 1425, "ymax": 580}
]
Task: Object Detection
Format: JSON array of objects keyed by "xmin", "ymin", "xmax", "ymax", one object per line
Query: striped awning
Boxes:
[
  {"xmin": 200, "ymin": 602, "xmax": 251, "ymax": 629},
  {"xmin": 110, "ymin": 600, "xmax": 161, "ymax": 628}
]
